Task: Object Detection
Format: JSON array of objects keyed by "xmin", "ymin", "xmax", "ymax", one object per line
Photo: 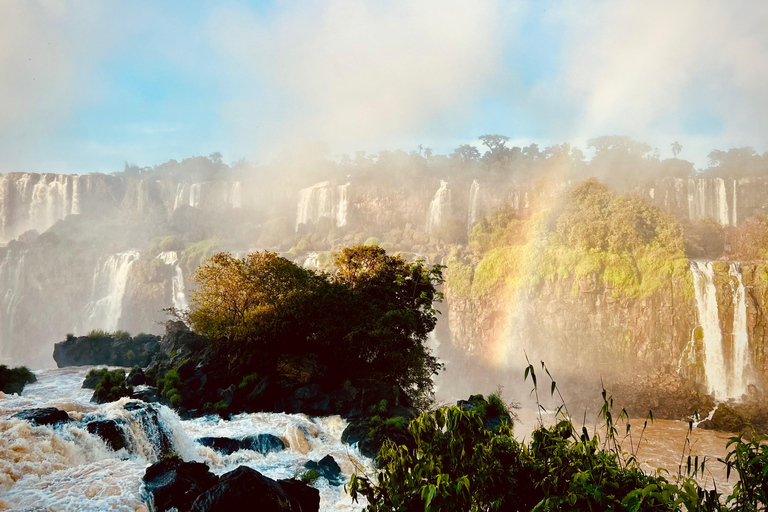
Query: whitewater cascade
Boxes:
[
  {"xmin": 690, "ymin": 261, "xmax": 752, "ymax": 398},
  {"xmin": 173, "ymin": 183, "xmax": 203, "ymax": 210},
  {"xmin": 295, "ymin": 181, "xmax": 349, "ymax": 231},
  {"xmin": 157, "ymin": 251, "xmax": 189, "ymax": 311},
  {"xmin": 690, "ymin": 261, "xmax": 729, "ymax": 397},
  {"xmin": 0, "ymin": 250, "xmax": 26, "ymax": 364},
  {"xmin": 687, "ymin": 178, "xmax": 734, "ymax": 227},
  {"xmin": 426, "ymin": 180, "xmax": 450, "ymax": 234},
  {"xmin": 730, "ymin": 263, "xmax": 750, "ymax": 397},
  {"xmin": 230, "ymin": 181, "xmax": 242, "ymax": 209},
  {"xmin": 468, "ymin": 180, "xmax": 480, "ymax": 229},
  {"xmin": 83, "ymin": 251, "xmax": 139, "ymax": 332},
  {"xmin": 0, "ymin": 367, "xmax": 372, "ymax": 511}
]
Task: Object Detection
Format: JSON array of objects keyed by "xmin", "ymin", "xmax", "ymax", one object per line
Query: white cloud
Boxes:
[
  {"xmin": 209, "ymin": 0, "xmax": 514, "ymax": 156},
  {"xmin": 550, "ymin": 0, "xmax": 768, "ymax": 153}
]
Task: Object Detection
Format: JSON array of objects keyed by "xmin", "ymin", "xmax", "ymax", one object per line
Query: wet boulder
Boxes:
[
  {"xmin": 304, "ymin": 454, "xmax": 342, "ymax": 485},
  {"xmin": 86, "ymin": 420, "xmax": 127, "ymax": 451},
  {"xmin": 13, "ymin": 407, "xmax": 72, "ymax": 426},
  {"xmin": 127, "ymin": 367, "xmax": 146, "ymax": 386},
  {"xmin": 124, "ymin": 402, "xmax": 173, "ymax": 459},
  {"xmin": 197, "ymin": 434, "xmax": 286, "ymax": 455},
  {"xmin": 143, "ymin": 456, "xmax": 219, "ymax": 512},
  {"xmin": 131, "ymin": 386, "xmax": 160, "ymax": 403},
  {"xmin": 190, "ymin": 466, "xmax": 317, "ymax": 512}
]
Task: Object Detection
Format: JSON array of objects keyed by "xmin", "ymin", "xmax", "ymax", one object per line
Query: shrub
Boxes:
[
  {"xmin": 0, "ymin": 365, "xmax": 36, "ymax": 394},
  {"xmin": 92, "ymin": 369, "xmax": 133, "ymax": 404}
]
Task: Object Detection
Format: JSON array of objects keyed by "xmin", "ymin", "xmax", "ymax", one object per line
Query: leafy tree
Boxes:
[
  {"xmin": 671, "ymin": 141, "xmax": 683, "ymax": 158},
  {"xmin": 451, "ymin": 144, "xmax": 481, "ymax": 163}
]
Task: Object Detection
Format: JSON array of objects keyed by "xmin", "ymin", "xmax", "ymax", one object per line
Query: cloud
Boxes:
[
  {"xmin": 209, "ymin": 0, "xmax": 513, "ymax": 156},
  {"xmin": 550, "ymin": 0, "xmax": 768, "ymax": 151}
]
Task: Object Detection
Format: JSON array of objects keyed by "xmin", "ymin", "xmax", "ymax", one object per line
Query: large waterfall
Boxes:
[
  {"xmin": 686, "ymin": 178, "xmax": 734, "ymax": 227},
  {"xmin": 0, "ymin": 251, "xmax": 26, "ymax": 364},
  {"xmin": 690, "ymin": 261, "xmax": 752, "ymax": 399},
  {"xmin": 295, "ymin": 181, "xmax": 349, "ymax": 231},
  {"xmin": 157, "ymin": 251, "xmax": 189, "ymax": 311},
  {"xmin": 468, "ymin": 180, "xmax": 480, "ymax": 229},
  {"xmin": 426, "ymin": 180, "xmax": 450, "ymax": 234},
  {"xmin": 83, "ymin": 251, "xmax": 140, "ymax": 332}
]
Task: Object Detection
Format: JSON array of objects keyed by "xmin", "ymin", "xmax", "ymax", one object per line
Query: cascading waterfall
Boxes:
[
  {"xmin": 336, "ymin": 183, "xmax": 350, "ymax": 227},
  {"xmin": 157, "ymin": 251, "xmax": 189, "ymax": 311},
  {"xmin": 426, "ymin": 180, "xmax": 450, "ymax": 234},
  {"xmin": 83, "ymin": 251, "xmax": 139, "ymax": 332},
  {"xmin": 732, "ymin": 179, "xmax": 738, "ymax": 226},
  {"xmin": 717, "ymin": 178, "xmax": 729, "ymax": 226},
  {"xmin": 687, "ymin": 178, "xmax": 733, "ymax": 227},
  {"xmin": 0, "ymin": 251, "xmax": 26, "ymax": 363},
  {"xmin": 468, "ymin": 180, "xmax": 480, "ymax": 229},
  {"xmin": 729, "ymin": 263, "xmax": 750, "ymax": 397},
  {"xmin": 189, "ymin": 183, "xmax": 201, "ymax": 208},
  {"xmin": 690, "ymin": 261, "xmax": 729, "ymax": 398},
  {"xmin": 230, "ymin": 181, "xmax": 242, "ymax": 209}
]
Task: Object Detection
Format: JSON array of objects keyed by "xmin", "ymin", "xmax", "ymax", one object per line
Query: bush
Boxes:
[
  {"xmin": 0, "ymin": 365, "xmax": 36, "ymax": 394},
  {"xmin": 92, "ymin": 369, "xmax": 133, "ymax": 404}
]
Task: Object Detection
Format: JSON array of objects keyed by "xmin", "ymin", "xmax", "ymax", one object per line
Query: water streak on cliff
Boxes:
[
  {"xmin": 690, "ymin": 261, "xmax": 728, "ymax": 398},
  {"xmin": 84, "ymin": 251, "xmax": 140, "ymax": 332},
  {"xmin": 468, "ymin": 180, "xmax": 480, "ymax": 229},
  {"xmin": 295, "ymin": 181, "xmax": 348, "ymax": 230},
  {"xmin": 336, "ymin": 183, "xmax": 350, "ymax": 227},
  {"xmin": 730, "ymin": 263, "xmax": 750, "ymax": 397},
  {"xmin": 0, "ymin": 251, "xmax": 26, "ymax": 363},
  {"xmin": 157, "ymin": 251, "xmax": 189, "ymax": 311},
  {"xmin": 230, "ymin": 181, "xmax": 242, "ymax": 209},
  {"xmin": 426, "ymin": 180, "xmax": 450, "ymax": 234}
]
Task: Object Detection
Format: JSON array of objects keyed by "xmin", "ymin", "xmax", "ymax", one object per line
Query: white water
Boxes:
[
  {"xmin": 717, "ymin": 178, "xmax": 729, "ymax": 226},
  {"xmin": 468, "ymin": 180, "xmax": 480, "ymax": 230},
  {"xmin": 156, "ymin": 251, "xmax": 189, "ymax": 311},
  {"xmin": 732, "ymin": 179, "xmax": 738, "ymax": 226},
  {"xmin": 230, "ymin": 182, "xmax": 242, "ymax": 209},
  {"xmin": 84, "ymin": 251, "xmax": 139, "ymax": 332},
  {"xmin": 296, "ymin": 181, "xmax": 349, "ymax": 231},
  {"xmin": 426, "ymin": 180, "xmax": 450, "ymax": 234},
  {"xmin": 729, "ymin": 263, "xmax": 750, "ymax": 397},
  {"xmin": 0, "ymin": 251, "xmax": 26, "ymax": 364},
  {"xmin": 0, "ymin": 367, "xmax": 371, "ymax": 511},
  {"xmin": 690, "ymin": 261, "xmax": 728, "ymax": 398},
  {"xmin": 687, "ymin": 178, "xmax": 733, "ymax": 226}
]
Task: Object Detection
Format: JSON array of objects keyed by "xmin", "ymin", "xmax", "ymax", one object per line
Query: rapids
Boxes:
[{"xmin": 0, "ymin": 367, "xmax": 372, "ymax": 511}]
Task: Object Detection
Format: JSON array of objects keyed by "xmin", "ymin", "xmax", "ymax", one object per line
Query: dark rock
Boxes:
[
  {"xmin": 294, "ymin": 384, "xmax": 320, "ymax": 401},
  {"xmin": 143, "ymin": 457, "xmax": 219, "ymax": 512},
  {"xmin": 0, "ymin": 365, "xmax": 36, "ymax": 394},
  {"xmin": 278, "ymin": 479, "xmax": 321, "ymax": 512},
  {"xmin": 86, "ymin": 420, "xmax": 127, "ymax": 451},
  {"xmin": 13, "ymin": 407, "xmax": 72, "ymax": 426},
  {"xmin": 303, "ymin": 394, "xmax": 331, "ymax": 416},
  {"xmin": 305, "ymin": 454, "xmax": 342, "ymax": 485},
  {"xmin": 699, "ymin": 403, "xmax": 751, "ymax": 433},
  {"xmin": 131, "ymin": 386, "xmax": 159, "ymax": 403},
  {"xmin": 53, "ymin": 333, "xmax": 160, "ymax": 368},
  {"xmin": 123, "ymin": 402, "xmax": 174, "ymax": 458},
  {"xmin": 160, "ymin": 321, "xmax": 207, "ymax": 360},
  {"xmin": 197, "ymin": 434, "xmax": 286, "ymax": 455},
  {"xmin": 190, "ymin": 466, "xmax": 293, "ymax": 512},
  {"xmin": 127, "ymin": 367, "xmax": 146, "ymax": 386}
]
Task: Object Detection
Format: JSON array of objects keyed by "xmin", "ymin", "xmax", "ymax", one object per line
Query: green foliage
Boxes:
[
  {"xmin": 214, "ymin": 400, "xmax": 229, "ymax": 416},
  {"xmin": 92, "ymin": 369, "xmax": 133, "ymax": 404},
  {"xmin": 0, "ymin": 365, "xmax": 36, "ymax": 394},
  {"xmin": 189, "ymin": 246, "xmax": 445, "ymax": 408},
  {"xmin": 159, "ymin": 368, "xmax": 183, "ymax": 407},
  {"xmin": 238, "ymin": 373, "xmax": 260, "ymax": 389},
  {"xmin": 65, "ymin": 333, "xmax": 75, "ymax": 341},
  {"xmin": 180, "ymin": 239, "xmax": 220, "ymax": 276},
  {"xmin": 288, "ymin": 237, "xmax": 310, "ymax": 255},
  {"xmin": 298, "ymin": 468, "xmax": 321, "ymax": 485}
]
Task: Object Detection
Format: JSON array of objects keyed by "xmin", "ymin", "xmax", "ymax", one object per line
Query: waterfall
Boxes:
[
  {"xmin": 690, "ymin": 261, "xmax": 728, "ymax": 398},
  {"xmin": 189, "ymin": 183, "xmax": 201, "ymax": 208},
  {"xmin": 173, "ymin": 183, "xmax": 186, "ymax": 210},
  {"xmin": 84, "ymin": 251, "xmax": 139, "ymax": 332},
  {"xmin": 729, "ymin": 263, "xmax": 750, "ymax": 397},
  {"xmin": 426, "ymin": 180, "xmax": 450, "ymax": 234},
  {"xmin": 0, "ymin": 251, "xmax": 26, "ymax": 363},
  {"xmin": 336, "ymin": 183, "xmax": 350, "ymax": 227},
  {"xmin": 732, "ymin": 179, "xmax": 738, "ymax": 226},
  {"xmin": 231, "ymin": 181, "xmax": 242, "ymax": 209},
  {"xmin": 157, "ymin": 251, "xmax": 189, "ymax": 311},
  {"xmin": 717, "ymin": 178, "xmax": 729, "ymax": 226},
  {"xmin": 72, "ymin": 175, "xmax": 81, "ymax": 215},
  {"xmin": 468, "ymin": 180, "xmax": 480, "ymax": 229},
  {"xmin": 295, "ymin": 181, "xmax": 346, "ymax": 231}
]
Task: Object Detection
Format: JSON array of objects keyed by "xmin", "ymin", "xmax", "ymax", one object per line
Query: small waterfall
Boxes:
[
  {"xmin": 336, "ymin": 183, "xmax": 350, "ymax": 227},
  {"xmin": 72, "ymin": 175, "xmax": 81, "ymax": 215},
  {"xmin": 729, "ymin": 263, "xmax": 750, "ymax": 397},
  {"xmin": 230, "ymin": 181, "xmax": 242, "ymax": 209},
  {"xmin": 84, "ymin": 251, "xmax": 139, "ymax": 332},
  {"xmin": 157, "ymin": 251, "xmax": 189, "ymax": 311},
  {"xmin": 295, "ymin": 181, "xmax": 346, "ymax": 231},
  {"xmin": 189, "ymin": 183, "xmax": 201, "ymax": 208},
  {"xmin": 690, "ymin": 261, "xmax": 728, "ymax": 398},
  {"xmin": 717, "ymin": 178, "xmax": 729, "ymax": 226},
  {"xmin": 173, "ymin": 183, "xmax": 186, "ymax": 210},
  {"xmin": 468, "ymin": 180, "xmax": 480, "ymax": 229},
  {"xmin": 732, "ymin": 179, "xmax": 738, "ymax": 226},
  {"xmin": 0, "ymin": 250, "xmax": 26, "ymax": 363},
  {"xmin": 426, "ymin": 180, "xmax": 450, "ymax": 234}
]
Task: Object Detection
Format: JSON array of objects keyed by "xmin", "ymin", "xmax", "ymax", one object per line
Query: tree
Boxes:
[
  {"xmin": 451, "ymin": 144, "xmax": 480, "ymax": 163},
  {"xmin": 209, "ymin": 152, "xmax": 223, "ymax": 164},
  {"xmin": 671, "ymin": 141, "xmax": 682, "ymax": 158},
  {"xmin": 478, "ymin": 134, "xmax": 510, "ymax": 155}
]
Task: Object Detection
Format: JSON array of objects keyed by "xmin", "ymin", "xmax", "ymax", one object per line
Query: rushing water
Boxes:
[
  {"xmin": 0, "ymin": 367, "xmax": 372, "ymax": 511},
  {"xmin": 83, "ymin": 252, "xmax": 140, "ymax": 333},
  {"xmin": 295, "ymin": 182, "xmax": 350, "ymax": 231},
  {"xmin": 467, "ymin": 180, "xmax": 480, "ymax": 230},
  {"xmin": 426, "ymin": 180, "xmax": 450, "ymax": 234},
  {"xmin": 156, "ymin": 251, "xmax": 189, "ymax": 312},
  {"xmin": 691, "ymin": 261, "xmax": 729, "ymax": 398}
]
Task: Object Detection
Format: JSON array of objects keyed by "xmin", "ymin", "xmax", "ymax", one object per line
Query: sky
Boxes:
[{"xmin": 0, "ymin": 0, "xmax": 767, "ymax": 173}]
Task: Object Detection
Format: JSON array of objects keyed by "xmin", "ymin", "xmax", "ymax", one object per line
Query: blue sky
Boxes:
[{"xmin": 0, "ymin": 0, "xmax": 766, "ymax": 173}]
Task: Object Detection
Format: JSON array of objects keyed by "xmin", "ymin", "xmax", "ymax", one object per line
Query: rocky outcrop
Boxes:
[
  {"xmin": 53, "ymin": 333, "xmax": 160, "ymax": 368},
  {"xmin": 142, "ymin": 457, "xmax": 219, "ymax": 512},
  {"xmin": 13, "ymin": 407, "xmax": 72, "ymax": 426},
  {"xmin": 196, "ymin": 434, "xmax": 286, "ymax": 456},
  {"xmin": 86, "ymin": 420, "xmax": 127, "ymax": 451}
]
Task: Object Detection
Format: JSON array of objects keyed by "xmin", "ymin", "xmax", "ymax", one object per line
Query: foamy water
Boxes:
[{"xmin": 0, "ymin": 367, "xmax": 372, "ymax": 511}]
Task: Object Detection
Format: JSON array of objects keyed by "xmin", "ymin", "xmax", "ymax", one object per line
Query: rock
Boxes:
[
  {"xmin": 131, "ymin": 386, "xmax": 159, "ymax": 403},
  {"xmin": 82, "ymin": 368, "xmax": 109, "ymax": 389},
  {"xmin": 123, "ymin": 402, "xmax": 173, "ymax": 459},
  {"xmin": 294, "ymin": 384, "xmax": 320, "ymax": 401},
  {"xmin": 127, "ymin": 367, "xmax": 146, "ymax": 386},
  {"xmin": 304, "ymin": 455, "xmax": 342, "ymax": 485},
  {"xmin": 160, "ymin": 321, "xmax": 207, "ymax": 359},
  {"xmin": 190, "ymin": 466, "xmax": 293, "ymax": 512},
  {"xmin": 698, "ymin": 403, "xmax": 751, "ymax": 433},
  {"xmin": 197, "ymin": 437, "xmax": 243, "ymax": 455},
  {"xmin": 53, "ymin": 333, "xmax": 160, "ymax": 368},
  {"xmin": 86, "ymin": 420, "xmax": 127, "ymax": 451},
  {"xmin": 143, "ymin": 457, "xmax": 219, "ymax": 512},
  {"xmin": 13, "ymin": 407, "xmax": 72, "ymax": 426},
  {"xmin": 197, "ymin": 434, "xmax": 286, "ymax": 456},
  {"xmin": 278, "ymin": 479, "xmax": 320, "ymax": 512},
  {"xmin": 0, "ymin": 365, "xmax": 36, "ymax": 394}
]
